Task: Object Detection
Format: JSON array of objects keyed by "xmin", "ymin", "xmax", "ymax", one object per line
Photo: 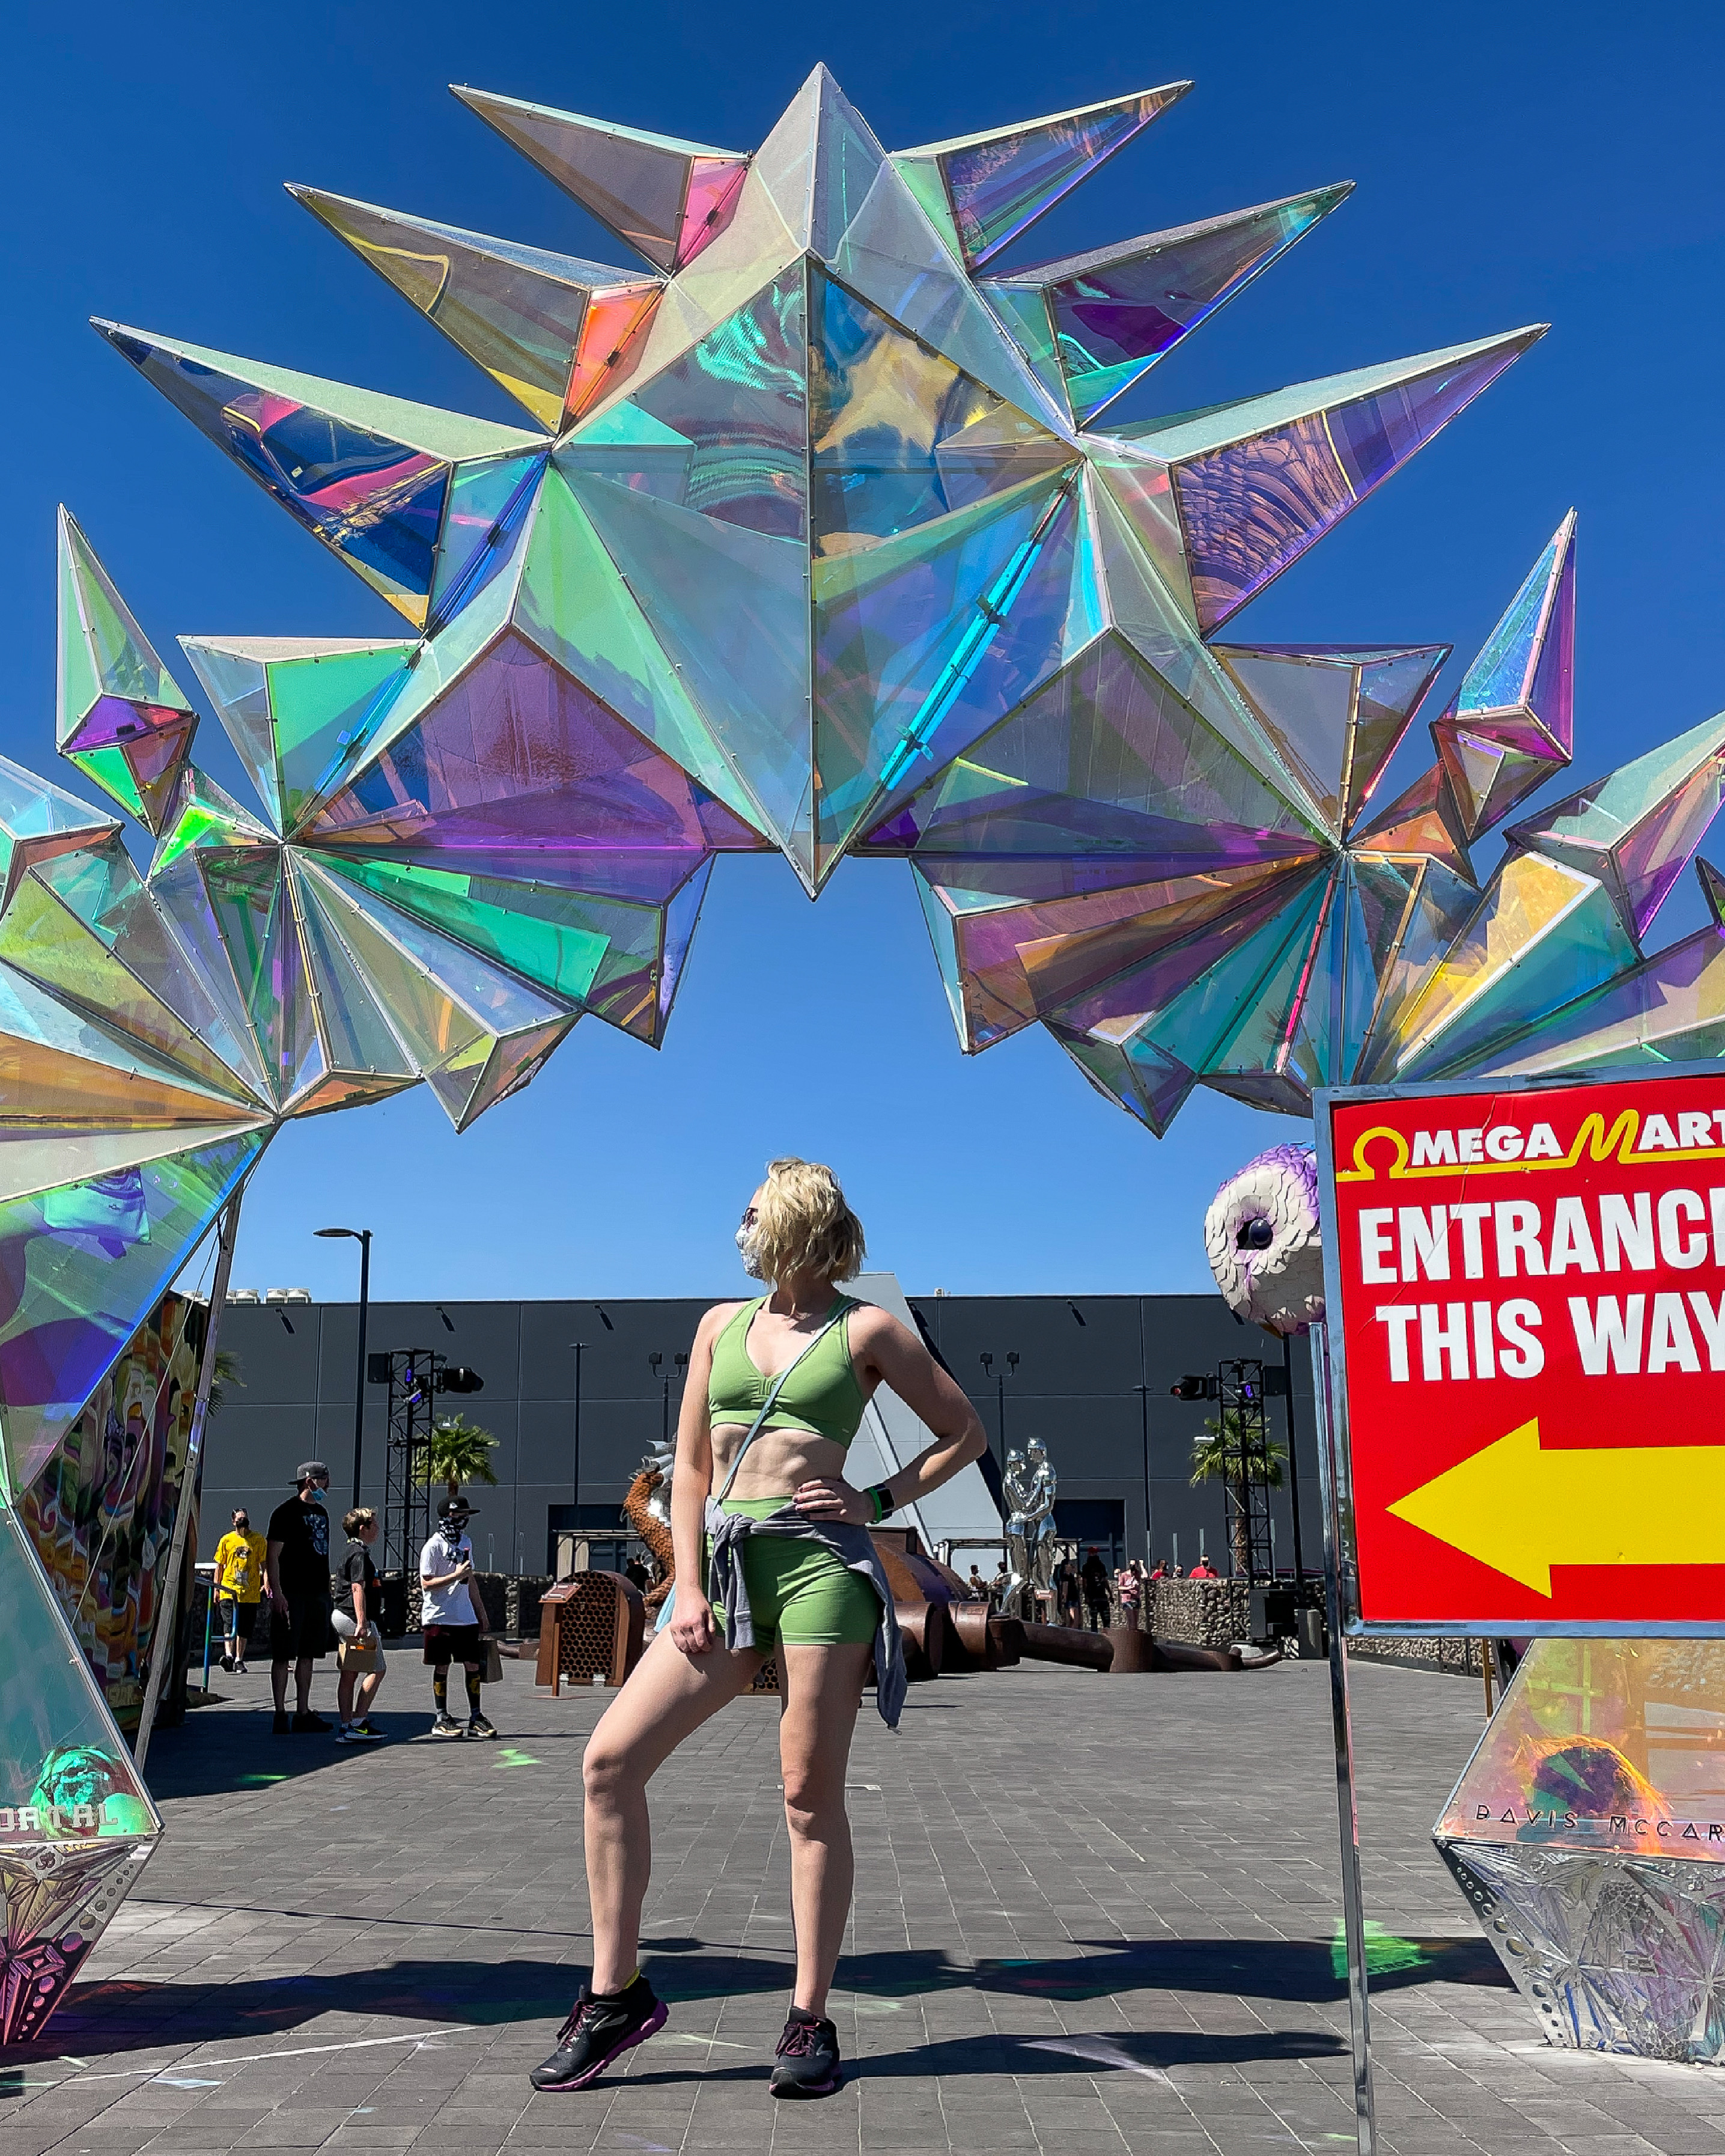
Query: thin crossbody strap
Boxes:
[{"xmin": 714, "ymin": 1302, "xmax": 850, "ymax": 1502}]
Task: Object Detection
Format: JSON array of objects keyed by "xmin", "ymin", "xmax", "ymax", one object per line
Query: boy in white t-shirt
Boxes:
[{"xmin": 419, "ymin": 1496, "xmax": 495, "ymax": 1739}]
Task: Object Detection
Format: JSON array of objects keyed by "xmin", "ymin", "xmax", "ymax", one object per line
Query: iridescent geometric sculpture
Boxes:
[
  {"xmin": 56, "ymin": 511, "xmax": 198, "ymax": 833},
  {"xmin": 2, "ymin": 64, "xmax": 1725, "ymax": 2047},
  {"xmin": 0, "ymin": 1502, "xmax": 159, "ymax": 2041},
  {"xmin": 1432, "ymin": 510, "xmax": 1575, "ymax": 838},
  {"xmin": 1435, "ymin": 1640, "xmax": 1725, "ymax": 2063}
]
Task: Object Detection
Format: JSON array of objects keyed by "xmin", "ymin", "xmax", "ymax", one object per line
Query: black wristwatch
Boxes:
[{"xmin": 868, "ymin": 1483, "xmax": 897, "ymax": 1522}]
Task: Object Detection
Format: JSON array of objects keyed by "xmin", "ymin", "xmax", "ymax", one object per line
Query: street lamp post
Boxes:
[
  {"xmin": 571, "ymin": 1341, "xmax": 587, "ymax": 1520},
  {"xmin": 1134, "ymin": 1383, "xmax": 1152, "ymax": 1564},
  {"xmin": 314, "ymin": 1226, "xmax": 372, "ymax": 1507}
]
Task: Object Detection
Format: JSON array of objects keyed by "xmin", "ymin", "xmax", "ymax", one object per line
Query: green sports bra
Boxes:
[{"xmin": 707, "ymin": 1297, "xmax": 868, "ymax": 1448}]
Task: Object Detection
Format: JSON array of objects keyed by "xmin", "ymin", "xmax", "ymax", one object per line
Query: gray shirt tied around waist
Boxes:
[{"xmin": 703, "ymin": 1500, "xmax": 907, "ymax": 1729}]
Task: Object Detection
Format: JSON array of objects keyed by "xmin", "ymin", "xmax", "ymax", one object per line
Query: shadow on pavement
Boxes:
[
  {"xmin": 624, "ymin": 2025, "xmax": 1349, "ymax": 2089},
  {"xmin": 10, "ymin": 1929, "xmax": 1501, "ymax": 2066}
]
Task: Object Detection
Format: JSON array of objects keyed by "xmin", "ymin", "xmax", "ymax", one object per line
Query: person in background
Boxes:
[
  {"xmin": 988, "ymin": 1561, "xmax": 1009, "ymax": 1610},
  {"xmin": 213, "ymin": 1508, "xmax": 266, "ymax": 1673},
  {"xmin": 1149, "ymin": 1558, "xmax": 1167, "ymax": 1582},
  {"xmin": 332, "ymin": 1506, "xmax": 386, "ymax": 1744},
  {"xmin": 1056, "ymin": 1555, "xmax": 1083, "ymax": 1629},
  {"xmin": 1081, "ymin": 1548, "xmax": 1112, "ymax": 1631},
  {"xmin": 624, "ymin": 1555, "xmax": 650, "ymax": 1593},
  {"xmin": 1115, "ymin": 1559, "xmax": 1142, "ymax": 1631},
  {"xmin": 965, "ymin": 1564, "xmax": 988, "ymax": 1601},
  {"xmin": 266, "ymin": 1464, "xmax": 333, "ymax": 1735},
  {"xmin": 419, "ymin": 1496, "xmax": 496, "ymax": 1740},
  {"xmin": 1189, "ymin": 1555, "xmax": 1218, "ymax": 1580}
]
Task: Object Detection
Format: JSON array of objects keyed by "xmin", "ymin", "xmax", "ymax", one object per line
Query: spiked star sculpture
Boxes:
[{"xmin": 5, "ymin": 69, "xmax": 1725, "ymax": 2039}]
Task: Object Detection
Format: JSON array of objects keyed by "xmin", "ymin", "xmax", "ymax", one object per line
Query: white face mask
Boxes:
[{"xmin": 735, "ymin": 1222, "xmax": 765, "ymax": 1279}]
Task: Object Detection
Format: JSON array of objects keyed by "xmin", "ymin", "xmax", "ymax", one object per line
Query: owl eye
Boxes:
[{"xmin": 1235, "ymin": 1217, "xmax": 1274, "ymax": 1251}]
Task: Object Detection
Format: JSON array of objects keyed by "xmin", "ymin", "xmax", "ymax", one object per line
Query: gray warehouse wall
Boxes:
[{"xmin": 201, "ymin": 1293, "xmax": 1321, "ymax": 1580}]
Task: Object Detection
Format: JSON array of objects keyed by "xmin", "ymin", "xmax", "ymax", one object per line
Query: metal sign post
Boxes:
[
  {"xmin": 1311, "ymin": 1320, "xmax": 1375, "ymax": 2155},
  {"xmin": 1306, "ymin": 1061, "xmax": 1725, "ymax": 2151}
]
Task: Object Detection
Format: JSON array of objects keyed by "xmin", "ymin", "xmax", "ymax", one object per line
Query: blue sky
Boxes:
[{"xmin": 4, "ymin": 0, "xmax": 1721, "ymax": 1302}]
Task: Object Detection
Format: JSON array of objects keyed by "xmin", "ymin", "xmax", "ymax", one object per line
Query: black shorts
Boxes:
[
  {"xmin": 423, "ymin": 1622, "xmax": 483, "ymax": 1666},
  {"xmin": 271, "ymin": 1594, "xmax": 332, "ymax": 1661},
  {"xmin": 217, "ymin": 1596, "xmax": 260, "ymax": 1643}
]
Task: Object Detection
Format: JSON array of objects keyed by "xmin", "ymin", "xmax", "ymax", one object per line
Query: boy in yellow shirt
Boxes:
[{"xmin": 213, "ymin": 1509, "xmax": 267, "ymax": 1673}]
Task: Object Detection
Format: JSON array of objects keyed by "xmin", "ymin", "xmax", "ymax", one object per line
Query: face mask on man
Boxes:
[{"xmin": 735, "ymin": 1223, "xmax": 765, "ymax": 1280}]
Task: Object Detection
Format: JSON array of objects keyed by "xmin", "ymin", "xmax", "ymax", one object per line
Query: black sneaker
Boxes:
[
  {"xmin": 272, "ymin": 1710, "xmax": 291, "ymax": 1736},
  {"xmin": 528, "ymin": 1976, "xmax": 666, "ymax": 2091},
  {"xmin": 429, "ymin": 1713, "xmax": 466, "ymax": 1740},
  {"xmin": 770, "ymin": 2008, "xmax": 842, "ymax": 2098},
  {"xmin": 292, "ymin": 1710, "xmax": 331, "ymax": 1733},
  {"xmin": 220, "ymin": 1653, "xmax": 234, "ymax": 1672},
  {"xmin": 464, "ymin": 1713, "xmax": 497, "ymax": 1740}
]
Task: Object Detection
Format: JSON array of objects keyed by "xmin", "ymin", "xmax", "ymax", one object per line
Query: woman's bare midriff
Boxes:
[{"xmin": 709, "ymin": 1424, "xmax": 854, "ymax": 1500}]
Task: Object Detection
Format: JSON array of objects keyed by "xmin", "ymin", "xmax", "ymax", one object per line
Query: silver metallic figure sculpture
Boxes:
[{"xmin": 1002, "ymin": 1439, "xmax": 1057, "ymax": 1621}]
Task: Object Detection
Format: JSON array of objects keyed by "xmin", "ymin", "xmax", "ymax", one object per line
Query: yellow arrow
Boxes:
[{"xmin": 1386, "ymin": 1418, "xmax": 1725, "ymax": 1597}]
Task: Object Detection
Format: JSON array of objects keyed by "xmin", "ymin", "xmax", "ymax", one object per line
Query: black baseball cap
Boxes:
[{"xmin": 294, "ymin": 1460, "xmax": 330, "ymax": 1485}]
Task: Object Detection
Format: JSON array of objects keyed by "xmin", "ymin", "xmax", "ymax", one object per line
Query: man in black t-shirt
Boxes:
[{"xmin": 266, "ymin": 1461, "xmax": 334, "ymax": 1736}]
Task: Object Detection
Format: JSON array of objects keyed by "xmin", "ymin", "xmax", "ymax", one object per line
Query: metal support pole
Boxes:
[
  {"xmin": 1282, "ymin": 1331, "xmax": 1306, "ymax": 1592},
  {"xmin": 1310, "ymin": 1321, "xmax": 1375, "ymax": 2155},
  {"xmin": 1136, "ymin": 1383, "xmax": 1152, "ymax": 1563},
  {"xmin": 136, "ymin": 1190, "xmax": 243, "ymax": 1768},
  {"xmin": 350, "ymin": 1231, "xmax": 371, "ymax": 1508},
  {"xmin": 571, "ymin": 1341, "xmax": 586, "ymax": 1514}
]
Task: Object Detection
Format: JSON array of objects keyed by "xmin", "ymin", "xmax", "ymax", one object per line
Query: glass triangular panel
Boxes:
[
  {"xmin": 0, "ymin": 1493, "xmax": 162, "ymax": 1878},
  {"xmin": 811, "ymin": 268, "xmax": 1067, "ymax": 556},
  {"xmin": 866, "ymin": 630, "xmax": 1326, "ymax": 866},
  {"xmin": 1215, "ymin": 642, "xmax": 1446, "ymax": 839},
  {"xmin": 286, "ymin": 863, "xmax": 419, "ymax": 1097},
  {"xmin": 55, "ymin": 511, "xmax": 191, "ymax": 746},
  {"xmin": 896, "ymin": 83, "xmax": 1190, "ymax": 267},
  {"xmin": 1484, "ymin": 925, "xmax": 1725, "ymax": 1077},
  {"xmin": 985, "ymin": 184, "xmax": 1351, "ymax": 425},
  {"xmin": 1130, "ymin": 327, "xmax": 1544, "ymax": 633},
  {"xmin": 428, "ymin": 454, "xmax": 547, "ymax": 633},
  {"xmin": 1507, "ymin": 711, "xmax": 1725, "ymax": 940},
  {"xmin": 1386, "ymin": 853, "xmax": 1637, "ymax": 1079},
  {"xmin": 291, "ymin": 187, "xmax": 654, "ymax": 430},
  {"xmin": 916, "ymin": 848, "xmax": 1319, "ymax": 1051},
  {"xmin": 1357, "ymin": 857, "xmax": 1496, "ymax": 1079},
  {"xmin": 94, "ymin": 323, "xmax": 544, "ymax": 624},
  {"xmin": 0, "ymin": 758, "xmax": 120, "ymax": 912},
  {"xmin": 304, "ymin": 626, "xmax": 761, "ymax": 860},
  {"xmin": 561, "ymin": 470, "xmax": 812, "ymax": 884},
  {"xmin": 817, "ymin": 473, "xmax": 1086, "ymax": 869},
  {"xmin": 0, "ymin": 958, "xmax": 267, "ymax": 1130},
  {"xmin": 0, "ymin": 873, "xmax": 263, "ymax": 1109},
  {"xmin": 512, "ymin": 469, "xmax": 762, "ymax": 833},
  {"xmin": 1458, "ymin": 511, "xmax": 1575, "ymax": 737},
  {"xmin": 1351, "ymin": 758, "xmax": 1472, "ymax": 876},
  {"xmin": 827, "ymin": 165, "xmax": 1068, "ymax": 424},
  {"xmin": 615, "ymin": 270, "xmax": 808, "ymax": 540},
  {"xmin": 449, "ymin": 86, "xmax": 743, "ymax": 273},
  {"xmin": 0, "ymin": 1128, "xmax": 263, "ymax": 1487}
]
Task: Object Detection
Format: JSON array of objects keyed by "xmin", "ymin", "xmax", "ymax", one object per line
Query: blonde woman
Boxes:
[{"xmin": 532, "ymin": 1159, "xmax": 985, "ymax": 2101}]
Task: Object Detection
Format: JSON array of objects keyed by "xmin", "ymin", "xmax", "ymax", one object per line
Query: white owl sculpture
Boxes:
[{"xmin": 1204, "ymin": 1144, "xmax": 1325, "ymax": 1337}]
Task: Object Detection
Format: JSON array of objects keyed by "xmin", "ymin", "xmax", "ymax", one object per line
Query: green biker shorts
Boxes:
[{"xmin": 706, "ymin": 1499, "xmax": 878, "ymax": 1648}]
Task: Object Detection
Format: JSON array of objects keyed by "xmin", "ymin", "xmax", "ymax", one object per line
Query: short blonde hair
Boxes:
[
  {"xmin": 343, "ymin": 1506, "xmax": 377, "ymax": 1537},
  {"xmin": 752, "ymin": 1158, "xmax": 866, "ymax": 1285}
]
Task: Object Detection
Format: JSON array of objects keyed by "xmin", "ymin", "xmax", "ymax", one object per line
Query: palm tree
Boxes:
[
  {"xmin": 205, "ymin": 1349, "xmax": 243, "ymax": 1418},
  {"xmin": 1190, "ymin": 1410, "xmax": 1286, "ymax": 1577},
  {"xmin": 427, "ymin": 1413, "xmax": 499, "ymax": 1500}
]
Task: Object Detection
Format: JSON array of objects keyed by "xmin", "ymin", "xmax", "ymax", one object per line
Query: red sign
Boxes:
[{"xmin": 1325, "ymin": 1071, "xmax": 1725, "ymax": 1630}]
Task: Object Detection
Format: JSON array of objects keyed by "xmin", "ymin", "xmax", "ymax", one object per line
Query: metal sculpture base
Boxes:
[{"xmin": 1440, "ymin": 1838, "xmax": 1725, "ymax": 2062}]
